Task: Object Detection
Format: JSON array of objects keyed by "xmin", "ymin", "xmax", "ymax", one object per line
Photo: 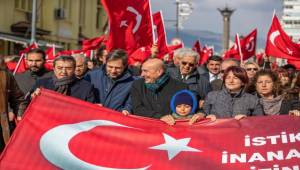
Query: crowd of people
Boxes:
[{"xmin": 0, "ymin": 45, "xmax": 300, "ymax": 152}]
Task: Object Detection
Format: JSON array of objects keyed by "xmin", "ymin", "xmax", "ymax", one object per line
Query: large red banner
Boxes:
[{"xmin": 0, "ymin": 89, "xmax": 299, "ymax": 170}]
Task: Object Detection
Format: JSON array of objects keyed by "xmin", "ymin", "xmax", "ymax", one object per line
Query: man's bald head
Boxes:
[{"xmin": 141, "ymin": 58, "xmax": 165, "ymax": 83}]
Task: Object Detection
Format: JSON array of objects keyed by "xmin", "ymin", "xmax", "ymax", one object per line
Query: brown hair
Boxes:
[
  {"xmin": 253, "ymin": 70, "xmax": 283, "ymax": 96},
  {"xmin": 223, "ymin": 66, "xmax": 249, "ymax": 85}
]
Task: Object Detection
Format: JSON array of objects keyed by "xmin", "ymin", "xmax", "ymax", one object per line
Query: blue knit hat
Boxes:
[{"xmin": 174, "ymin": 92, "xmax": 193, "ymax": 107}]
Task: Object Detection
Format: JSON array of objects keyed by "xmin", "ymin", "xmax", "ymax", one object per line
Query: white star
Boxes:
[
  {"xmin": 149, "ymin": 133, "xmax": 201, "ymax": 160},
  {"xmin": 120, "ymin": 20, "xmax": 128, "ymax": 28}
]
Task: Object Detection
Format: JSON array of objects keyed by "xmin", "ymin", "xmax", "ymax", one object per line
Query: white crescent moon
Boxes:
[
  {"xmin": 40, "ymin": 120, "xmax": 151, "ymax": 170},
  {"xmin": 246, "ymin": 37, "xmax": 255, "ymax": 52},
  {"xmin": 270, "ymin": 30, "xmax": 280, "ymax": 46},
  {"xmin": 127, "ymin": 6, "xmax": 142, "ymax": 34}
]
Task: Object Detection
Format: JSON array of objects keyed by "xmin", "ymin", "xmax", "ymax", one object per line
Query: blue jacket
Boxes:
[
  {"xmin": 31, "ymin": 77, "xmax": 95, "ymax": 103},
  {"xmin": 84, "ymin": 66, "xmax": 135, "ymax": 112}
]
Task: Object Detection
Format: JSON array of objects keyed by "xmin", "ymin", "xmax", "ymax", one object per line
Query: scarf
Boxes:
[
  {"xmin": 260, "ymin": 95, "xmax": 284, "ymax": 115},
  {"xmin": 172, "ymin": 112, "xmax": 193, "ymax": 120},
  {"xmin": 145, "ymin": 73, "xmax": 169, "ymax": 92},
  {"xmin": 52, "ymin": 75, "xmax": 76, "ymax": 95}
]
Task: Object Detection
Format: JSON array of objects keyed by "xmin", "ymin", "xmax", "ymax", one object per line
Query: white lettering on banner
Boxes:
[
  {"xmin": 250, "ymin": 164, "xmax": 299, "ymax": 170},
  {"xmin": 244, "ymin": 132, "xmax": 300, "ymax": 147},
  {"xmin": 222, "ymin": 149, "xmax": 300, "ymax": 164}
]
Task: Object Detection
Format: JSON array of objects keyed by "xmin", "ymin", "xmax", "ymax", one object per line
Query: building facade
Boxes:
[
  {"xmin": 282, "ymin": 0, "xmax": 300, "ymax": 42},
  {"xmin": 0, "ymin": 0, "xmax": 107, "ymax": 55}
]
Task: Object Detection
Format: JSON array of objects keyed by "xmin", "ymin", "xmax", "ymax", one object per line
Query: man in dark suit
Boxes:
[
  {"xmin": 30, "ymin": 56, "xmax": 95, "ymax": 103},
  {"xmin": 200, "ymin": 55, "xmax": 222, "ymax": 83}
]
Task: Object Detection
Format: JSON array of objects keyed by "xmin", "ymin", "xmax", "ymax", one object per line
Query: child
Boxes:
[{"xmin": 170, "ymin": 89, "xmax": 197, "ymax": 119}]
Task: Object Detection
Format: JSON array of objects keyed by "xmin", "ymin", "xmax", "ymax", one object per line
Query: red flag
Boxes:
[
  {"xmin": 287, "ymin": 59, "xmax": 300, "ymax": 70},
  {"xmin": 152, "ymin": 11, "xmax": 169, "ymax": 59},
  {"xmin": 82, "ymin": 36, "xmax": 105, "ymax": 51},
  {"xmin": 238, "ymin": 29, "xmax": 257, "ymax": 60},
  {"xmin": 265, "ymin": 15, "xmax": 300, "ymax": 60},
  {"xmin": 255, "ymin": 52, "xmax": 264, "ymax": 65},
  {"xmin": 199, "ymin": 46, "xmax": 213, "ymax": 65},
  {"xmin": 128, "ymin": 46, "xmax": 151, "ymax": 65},
  {"xmin": 44, "ymin": 47, "xmax": 56, "ymax": 71},
  {"xmin": 56, "ymin": 49, "xmax": 82, "ymax": 56},
  {"xmin": 192, "ymin": 40, "xmax": 201, "ymax": 54},
  {"xmin": 167, "ymin": 43, "xmax": 184, "ymax": 62},
  {"xmin": 1, "ymin": 89, "xmax": 300, "ymax": 169},
  {"xmin": 18, "ymin": 42, "xmax": 38, "ymax": 56},
  {"xmin": 101, "ymin": 0, "xmax": 154, "ymax": 54}
]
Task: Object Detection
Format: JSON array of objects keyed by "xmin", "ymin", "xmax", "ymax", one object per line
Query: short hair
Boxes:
[
  {"xmin": 27, "ymin": 48, "xmax": 46, "ymax": 60},
  {"xmin": 253, "ymin": 70, "xmax": 282, "ymax": 96},
  {"xmin": 244, "ymin": 61, "xmax": 260, "ymax": 69},
  {"xmin": 106, "ymin": 49, "xmax": 128, "ymax": 66},
  {"xmin": 222, "ymin": 58, "xmax": 240, "ymax": 66},
  {"xmin": 96, "ymin": 44, "xmax": 107, "ymax": 57},
  {"xmin": 223, "ymin": 66, "xmax": 249, "ymax": 85},
  {"xmin": 174, "ymin": 48, "xmax": 199, "ymax": 63},
  {"xmin": 73, "ymin": 54, "xmax": 88, "ymax": 65},
  {"xmin": 207, "ymin": 55, "xmax": 222, "ymax": 63},
  {"xmin": 53, "ymin": 55, "xmax": 76, "ymax": 68}
]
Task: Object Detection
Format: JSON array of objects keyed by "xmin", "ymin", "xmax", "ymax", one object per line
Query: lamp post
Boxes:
[
  {"xmin": 218, "ymin": 6, "xmax": 235, "ymax": 51},
  {"xmin": 30, "ymin": 0, "xmax": 37, "ymax": 43}
]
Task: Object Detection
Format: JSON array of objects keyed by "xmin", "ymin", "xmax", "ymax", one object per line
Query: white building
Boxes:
[{"xmin": 282, "ymin": 0, "xmax": 300, "ymax": 42}]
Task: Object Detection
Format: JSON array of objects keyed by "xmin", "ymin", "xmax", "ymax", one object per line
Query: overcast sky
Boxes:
[{"xmin": 151, "ymin": 0, "xmax": 282, "ymax": 39}]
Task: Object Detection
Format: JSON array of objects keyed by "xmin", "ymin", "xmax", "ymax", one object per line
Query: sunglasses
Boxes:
[
  {"xmin": 246, "ymin": 68, "xmax": 258, "ymax": 71},
  {"xmin": 181, "ymin": 61, "xmax": 195, "ymax": 67}
]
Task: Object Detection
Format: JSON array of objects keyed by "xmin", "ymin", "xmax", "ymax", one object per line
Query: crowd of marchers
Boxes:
[{"xmin": 1, "ymin": 45, "xmax": 300, "ymax": 152}]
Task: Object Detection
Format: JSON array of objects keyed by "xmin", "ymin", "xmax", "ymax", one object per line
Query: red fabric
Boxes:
[
  {"xmin": 82, "ymin": 36, "xmax": 105, "ymax": 51},
  {"xmin": 199, "ymin": 46, "xmax": 213, "ymax": 65},
  {"xmin": 223, "ymin": 29, "xmax": 257, "ymax": 61},
  {"xmin": 255, "ymin": 52, "xmax": 264, "ymax": 65},
  {"xmin": 238, "ymin": 29, "xmax": 257, "ymax": 60},
  {"xmin": 18, "ymin": 42, "xmax": 38, "ymax": 56},
  {"xmin": 101, "ymin": 0, "xmax": 154, "ymax": 54},
  {"xmin": 192, "ymin": 40, "xmax": 201, "ymax": 54},
  {"xmin": 287, "ymin": 59, "xmax": 300, "ymax": 70},
  {"xmin": 128, "ymin": 46, "xmax": 151, "ymax": 65},
  {"xmin": 265, "ymin": 15, "xmax": 300, "ymax": 60},
  {"xmin": 167, "ymin": 43, "xmax": 184, "ymax": 61},
  {"xmin": 45, "ymin": 47, "xmax": 55, "ymax": 60},
  {"xmin": 56, "ymin": 50, "xmax": 82, "ymax": 56},
  {"xmin": 1, "ymin": 89, "xmax": 299, "ymax": 169},
  {"xmin": 152, "ymin": 11, "xmax": 169, "ymax": 59}
]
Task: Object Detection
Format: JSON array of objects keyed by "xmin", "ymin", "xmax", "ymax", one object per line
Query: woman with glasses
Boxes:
[
  {"xmin": 244, "ymin": 61, "xmax": 260, "ymax": 94},
  {"xmin": 203, "ymin": 66, "xmax": 263, "ymax": 120},
  {"xmin": 254, "ymin": 70, "xmax": 300, "ymax": 116}
]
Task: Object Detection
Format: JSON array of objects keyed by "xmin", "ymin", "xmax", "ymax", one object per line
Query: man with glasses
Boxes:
[
  {"xmin": 167, "ymin": 48, "xmax": 211, "ymax": 107},
  {"xmin": 30, "ymin": 56, "xmax": 95, "ymax": 103}
]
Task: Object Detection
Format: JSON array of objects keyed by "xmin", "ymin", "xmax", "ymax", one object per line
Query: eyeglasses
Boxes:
[
  {"xmin": 246, "ymin": 68, "xmax": 258, "ymax": 71},
  {"xmin": 181, "ymin": 61, "xmax": 195, "ymax": 67}
]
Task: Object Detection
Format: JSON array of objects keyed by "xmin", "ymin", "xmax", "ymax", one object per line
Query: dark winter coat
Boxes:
[
  {"xmin": 131, "ymin": 77, "xmax": 187, "ymax": 119},
  {"xmin": 85, "ymin": 66, "xmax": 135, "ymax": 112},
  {"xmin": 31, "ymin": 77, "xmax": 95, "ymax": 103}
]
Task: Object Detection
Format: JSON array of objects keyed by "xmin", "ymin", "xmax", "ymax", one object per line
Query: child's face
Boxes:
[{"xmin": 175, "ymin": 104, "xmax": 192, "ymax": 116}]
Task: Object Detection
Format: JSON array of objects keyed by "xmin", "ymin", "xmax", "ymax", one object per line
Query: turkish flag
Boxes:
[
  {"xmin": 82, "ymin": 36, "xmax": 106, "ymax": 51},
  {"xmin": 101, "ymin": 0, "xmax": 154, "ymax": 55},
  {"xmin": 192, "ymin": 40, "xmax": 201, "ymax": 54},
  {"xmin": 199, "ymin": 46, "xmax": 213, "ymax": 65},
  {"xmin": 18, "ymin": 42, "xmax": 38, "ymax": 56},
  {"xmin": 56, "ymin": 49, "xmax": 82, "ymax": 56},
  {"xmin": 288, "ymin": 59, "xmax": 300, "ymax": 70},
  {"xmin": 265, "ymin": 15, "xmax": 300, "ymax": 60},
  {"xmin": 128, "ymin": 46, "xmax": 151, "ymax": 65},
  {"xmin": 167, "ymin": 43, "xmax": 184, "ymax": 62},
  {"xmin": 2, "ymin": 89, "xmax": 299, "ymax": 169},
  {"xmin": 13, "ymin": 43, "xmax": 39, "ymax": 74},
  {"xmin": 152, "ymin": 11, "xmax": 169, "ymax": 59},
  {"xmin": 238, "ymin": 29, "xmax": 257, "ymax": 60}
]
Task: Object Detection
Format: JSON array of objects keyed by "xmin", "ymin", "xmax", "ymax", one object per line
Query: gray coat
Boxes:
[{"xmin": 203, "ymin": 88, "xmax": 264, "ymax": 118}]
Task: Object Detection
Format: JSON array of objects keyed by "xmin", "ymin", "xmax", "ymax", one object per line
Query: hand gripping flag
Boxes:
[
  {"xmin": 101, "ymin": 0, "xmax": 154, "ymax": 55},
  {"xmin": 265, "ymin": 15, "xmax": 300, "ymax": 60},
  {"xmin": 0, "ymin": 89, "xmax": 300, "ymax": 170}
]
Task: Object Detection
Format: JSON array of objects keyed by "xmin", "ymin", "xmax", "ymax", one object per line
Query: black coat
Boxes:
[
  {"xmin": 167, "ymin": 67, "xmax": 211, "ymax": 100},
  {"xmin": 131, "ymin": 77, "xmax": 187, "ymax": 119},
  {"xmin": 279, "ymin": 99, "xmax": 300, "ymax": 115},
  {"xmin": 15, "ymin": 69, "xmax": 52, "ymax": 95},
  {"xmin": 31, "ymin": 77, "xmax": 95, "ymax": 103}
]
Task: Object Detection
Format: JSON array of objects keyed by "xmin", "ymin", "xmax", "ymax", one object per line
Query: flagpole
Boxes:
[
  {"xmin": 13, "ymin": 53, "xmax": 25, "ymax": 75},
  {"xmin": 52, "ymin": 44, "xmax": 56, "ymax": 56},
  {"xmin": 236, "ymin": 33, "xmax": 243, "ymax": 62}
]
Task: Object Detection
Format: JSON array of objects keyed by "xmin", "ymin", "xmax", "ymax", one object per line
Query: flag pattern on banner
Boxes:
[{"xmin": 0, "ymin": 89, "xmax": 299, "ymax": 170}]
